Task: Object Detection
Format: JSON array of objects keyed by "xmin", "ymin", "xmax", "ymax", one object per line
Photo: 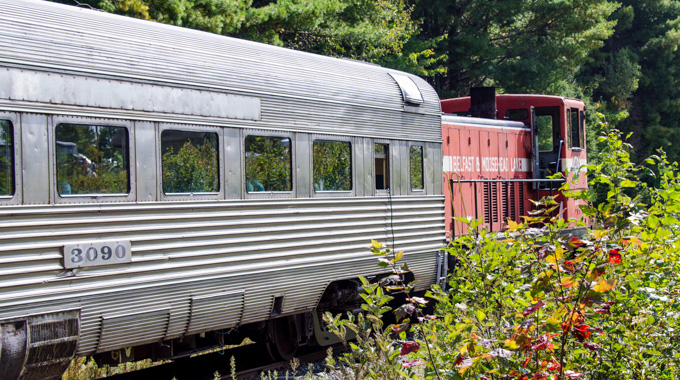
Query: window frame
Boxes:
[
  {"xmin": 569, "ymin": 108, "xmax": 582, "ymax": 150},
  {"xmin": 311, "ymin": 135, "xmax": 354, "ymax": 197},
  {"xmin": 242, "ymin": 129, "xmax": 295, "ymax": 199},
  {"xmin": 373, "ymin": 140, "xmax": 391, "ymax": 195},
  {"xmin": 408, "ymin": 143, "xmax": 425, "ymax": 193},
  {"xmin": 52, "ymin": 116, "xmax": 135, "ymax": 204},
  {"xmin": 0, "ymin": 112, "xmax": 21, "ymax": 205},
  {"xmin": 158, "ymin": 123, "xmax": 224, "ymax": 201}
]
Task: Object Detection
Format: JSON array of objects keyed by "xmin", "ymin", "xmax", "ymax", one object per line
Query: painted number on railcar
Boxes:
[{"xmin": 63, "ymin": 241, "xmax": 132, "ymax": 269}]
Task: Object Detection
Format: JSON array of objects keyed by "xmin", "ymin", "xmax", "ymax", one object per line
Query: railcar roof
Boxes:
[{"xmin": 0, "ymin": 0, "xmax": 441, "ymax": 140}]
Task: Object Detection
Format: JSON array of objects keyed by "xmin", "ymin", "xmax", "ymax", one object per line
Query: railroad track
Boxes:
[{"xmin": 104, "ymin": 344, "xmax": 337, "ymax": 380}]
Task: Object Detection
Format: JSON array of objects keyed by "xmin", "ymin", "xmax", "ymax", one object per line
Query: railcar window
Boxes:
[
  {"xmin": 55, "ymin": 123, "xmax": 129, "ymax": 195},
  {"xmin": 161, "ymin": 130, "xmax": 219, "ymax": 194},
  {"xmin": 313, "ymin": 140, "xmax": 351, "ymax": 191},
  {"xmin": 375, "ymin": 143, "xmax": 389, "ymax": 190},
  {"xmin": 570, "ymin": 109, "xmax": 581, "ymax": 148},
  {"xmin": 410, "ymin": 146, "xmax": 424, "ymax": 190},
  {"xmin": 0, "ymin": 120, "xmax": 14, "ymax": 196},
  {"xmin": 536, "ymin": 115, "xmax": 554, "ymax": 151},
  {"xmin": 245, "ymin": 135, "xmax": 292, "ymax": 192}
]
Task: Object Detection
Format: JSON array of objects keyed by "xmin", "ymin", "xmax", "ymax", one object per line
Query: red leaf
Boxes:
[
  {"xmin": 531, "ymin": 335, "xmax": 550, "ymax": 351},
  {"xmin": 608, "ymin": 249, "xmax": 622, "ymax": 264},
  {"xmin": 562, "ymin": 260, "xmax": 576, "ymax": 273},
  {"xmin": 583, "ymin": 342, "xmax": 601, "ymax": 351},
  {"xmin": 572, "ymin": 324, "xmax": 591, "ymax": 342},
  {"xmin": 593, "ymin": 266, "xmax": 606, "ymax": 279},
  {"xmin": 523, "ymin": 301, "xmax": 546, "ymax": 317},
  {"xmin": 569, "ymin": 236, "xmax": 585, "ymax": 249},
  {"xmin": 399, "ymin": 341, "xmax": 420, "ymax": 355}
]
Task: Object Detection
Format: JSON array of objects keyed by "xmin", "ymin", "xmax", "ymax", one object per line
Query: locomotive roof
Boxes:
[{"xmin": 0, "ymin": 0, "xmax": 442, "ymax": 141}]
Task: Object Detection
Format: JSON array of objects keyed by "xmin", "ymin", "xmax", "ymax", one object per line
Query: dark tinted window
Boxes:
[
  {"xmin": 375, "ymin": 143, "xmax": 389, "ymax": 190},
  {"xmin": 570, "ymin": 108, "xmax": 581, "ymax": 148},
  {"xmin": 506, "ymin": 109, "xmax": 529, "ymax": 120}
]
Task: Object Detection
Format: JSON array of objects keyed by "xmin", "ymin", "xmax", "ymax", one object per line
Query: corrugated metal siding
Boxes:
[
  {"xmin": 0, "ymin": 0, "xmax": 441, "ymax": 142},
  {"xmin": 0, "ymin": 196, "xmax": 444, "ymax": 355}
]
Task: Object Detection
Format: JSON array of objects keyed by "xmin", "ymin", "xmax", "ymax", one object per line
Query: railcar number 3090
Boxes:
[{"xmin": 63, "ymin": 241, "xmax": 132, "ymax": 269}]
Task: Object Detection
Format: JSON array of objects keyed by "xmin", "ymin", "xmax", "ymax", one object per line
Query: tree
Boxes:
[
  {"xmin": 407, "ymin": 0, "xmax": 618, "ymax": 98},
  {"xmin": 580, "ymin": 1, "xmax": 680, "ymax": 164}
]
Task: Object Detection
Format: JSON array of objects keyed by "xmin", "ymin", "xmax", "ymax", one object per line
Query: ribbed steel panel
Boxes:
[
  {"xmin": 0, "ymin": 0, "xmax": 441, "ymax": 142},
  {"xmin": 0, "ymin": 196, "xmax": 444, "ymax": 355}
]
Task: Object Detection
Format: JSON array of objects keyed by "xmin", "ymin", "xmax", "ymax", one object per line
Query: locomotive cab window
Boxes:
[
  {"xmin": 410, "ymin": 145, "xmax": 424, "ymax": 191},
  {"xmin": 569, "ymin": 108, "xmax": 582, "ymax": 149},
  {"xmin": 375, "ymin": 143, "xmax": 389, "ymax": 191},
  {"xmin": 313, "ymin": 140, "xmax": 352, "ymax": 192},
  {"xmin": 0, "ymin": 120, "xmax": 14, "ymax": 197},
  {"xmin": 55, "ymin": 123, "xmax": 130, "ymax": 195},
  {"xmin": 536, "ymin": 114, "xmax": 554, "ymax": 152},
  {"xmin": 245, "ymin": 135, "xmax": 292, "ymax": 192},
  {"xmin": 161, "ymin": 130, "xmax": 219, "ymax": 194},
  {"xmin": 506, "ymin": 108, "xmax": 529, "ymax": 121}
]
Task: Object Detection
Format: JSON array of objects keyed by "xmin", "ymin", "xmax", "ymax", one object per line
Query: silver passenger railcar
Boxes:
[{"xmin": 0, "ymin": 1, "xmax": 446, "ymax": 379}]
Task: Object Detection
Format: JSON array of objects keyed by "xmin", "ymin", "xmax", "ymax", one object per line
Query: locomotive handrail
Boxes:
[{"xmin": 451, "ymin": 178, "xmax": 564, "ymax": 183}]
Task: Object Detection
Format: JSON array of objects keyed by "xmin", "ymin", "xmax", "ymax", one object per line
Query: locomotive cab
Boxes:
[{"xmin": 441, "ymin": 89, "xmax": 588, "ymax": 235}]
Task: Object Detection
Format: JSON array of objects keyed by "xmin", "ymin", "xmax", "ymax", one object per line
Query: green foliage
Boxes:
[
  {"xmin": 162, "ymin": 136, "xmax": 219, "ymax": 193},
  {"xmin": 324, "ymin": 241, "xmax": 436, "ymax": 379},
  {"xmin": 62, "ymin": 357, "xmax": 159, "ymax": 379},
  {"xmin": 313, "ymin": 140, "xmax": 351, "ymax": 191},
  {"xmin": 579, "ymin": 0, "xmax": 680, "ymax": 164},
  {"xmin": 327, "ymin": 124, "xmax": 680, "ymax": 379}
]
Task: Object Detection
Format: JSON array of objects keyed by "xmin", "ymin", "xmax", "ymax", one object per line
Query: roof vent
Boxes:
[{"xmin": 389, "ymin": 74, "xmax": 424, "ymax": 105}]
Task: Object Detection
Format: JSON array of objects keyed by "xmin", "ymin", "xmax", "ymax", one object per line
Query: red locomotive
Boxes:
[{"xmin": 441, "ymin": 88, "xmax": 588, "ymax": 237}]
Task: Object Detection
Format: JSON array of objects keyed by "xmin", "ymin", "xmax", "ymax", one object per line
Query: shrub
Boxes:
[{"xmin": 326, "ymin": 121, "xmax": 680, "ymax": 379}]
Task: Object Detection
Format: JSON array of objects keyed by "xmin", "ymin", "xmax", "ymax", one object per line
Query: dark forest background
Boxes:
[{"xmin": 51, "ymin": 0, "xmax": 680, "ymax": 165}]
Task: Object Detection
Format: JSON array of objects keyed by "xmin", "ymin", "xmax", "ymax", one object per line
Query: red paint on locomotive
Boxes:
[{"xmin": 442, "ymin": 93, "xmax": 588, "ymax": 237}]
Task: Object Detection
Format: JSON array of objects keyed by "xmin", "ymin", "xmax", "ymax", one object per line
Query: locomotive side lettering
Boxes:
[{"xmin": 444, "ymin": 155, "xmax": 531, "ymax": 173}]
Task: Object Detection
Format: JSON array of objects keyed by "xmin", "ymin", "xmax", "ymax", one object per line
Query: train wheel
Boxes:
[{"xmin": 266, "ymin": 316, "xmax": 299, "ymax": 361}]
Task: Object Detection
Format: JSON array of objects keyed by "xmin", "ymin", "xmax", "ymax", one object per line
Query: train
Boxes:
[
  {"xmin": 0, "ymin": 2, "xmax": 588, "ymax": 380},
  {"xmin": 0, "ymin": 1, "xmax": 446, "ymax": 379},
  {"xmin": 441, "ymin": 88, "xmax": 588, "ymax": 236}
]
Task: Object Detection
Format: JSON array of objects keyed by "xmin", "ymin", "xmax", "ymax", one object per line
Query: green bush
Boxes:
[{"xmin": 326, "ymin": 120, "xmax": 680, "ymax": 379}]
